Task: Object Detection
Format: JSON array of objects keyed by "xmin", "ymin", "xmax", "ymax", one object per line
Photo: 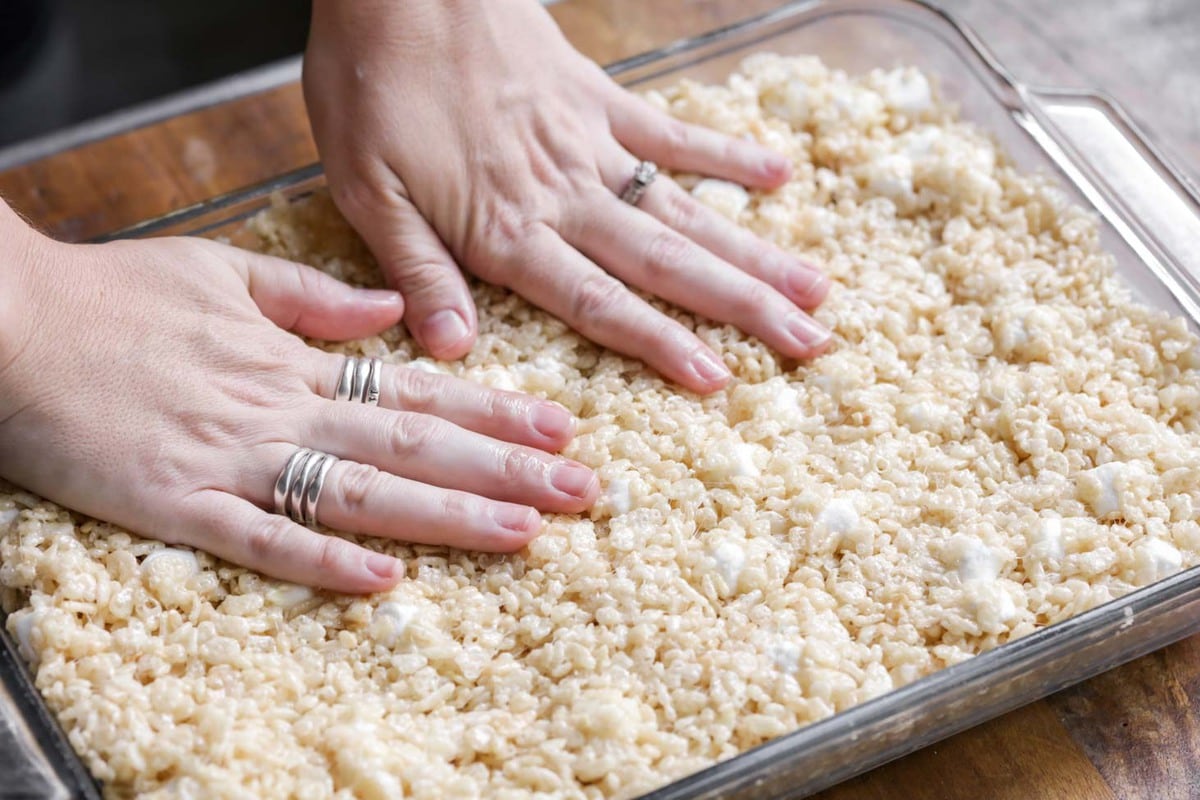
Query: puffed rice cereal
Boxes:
[{"xmin": 4, "ymin": 55, "xmax": 1200, "ymax": 799}]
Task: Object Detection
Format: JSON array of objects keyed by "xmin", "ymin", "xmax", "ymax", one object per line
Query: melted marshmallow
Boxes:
[
  {"xmin": 711, "ymin": 541, "xmax": 746, "ymax": 591},
  {"xmin": 1030, "ymin": 517, "xmax": 1065, "ymax": 561},
  {"xmin": 605, "ymin": 476, "xmax": 633, "ymax": 516},
  {"xmin": 369, "ymin": 602, "xmax": 420, "ymax": 648},
  {"xmin": 477, "ymin": 367, "xmax": 517, "ymax": 392},
  {"xmin": 902, "ymin": 400, "xmax": 953, "ymax": 433},
  {"xmin": 879, "ymin": 68, "xmax": 933, "ymax": 114},
  {"xmin": 946, "ymin": 534, "xmax": 1001, "ymax": 583},
  {"xmin": 1078, "ymin": 462, "xmax": 1128, "ymax": 517},
  {"xmin": 817, "ymin": 499, "xmax": 859, "ymax": 536},
  {"xmin": 767, "ymin": 639, "xmax": 802, "ymax": 675},
  {"xmin": 731, "ymin": 443, "xmax": 761, "ymax": 478},
  {"xmin": 771, "ymin": 384, "xmax": 802, "ymax": 416},
  {"xmin": 868, "ymin": 154, "xmax": 913, "ymax": 199},
  {"xmin": 11, "ymin": 610, "xmax": 36, "ymax": 661},
  {"xmin": 267, "ymin": 584, "xmax": 315, "ymax": 609},
  {"xmin": 900, "ymin": 126, "xmax": 943, "ymax": 160},
  {"xmin": 1134, "ymin": 538, "xmax": 1183, "ymax": 585},
  {"xmin": 142, "ymin": 548, "xmax": 199, "ymax": 578},
  {"xmin": 406, "ymin": 359, "xmax": 447, "ymax": 375},
  {"xmin": 691, "ymin": 179, "xmax": 751, "ymax": 220}
]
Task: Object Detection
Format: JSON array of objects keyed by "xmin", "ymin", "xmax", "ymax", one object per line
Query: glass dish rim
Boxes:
[{"xmin": 96, "ymin": 0, "xmax": 1200, "ymax": 245}]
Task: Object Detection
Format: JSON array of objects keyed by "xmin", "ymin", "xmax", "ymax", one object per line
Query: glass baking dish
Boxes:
[{"xmin": 5, "ymin": 0, "xmax": 1200, "ymax": 798}]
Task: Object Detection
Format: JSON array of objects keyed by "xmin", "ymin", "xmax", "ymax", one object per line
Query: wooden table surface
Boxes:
[{"xmin": 2, "ymin": 1, "xmax": 1198, "ymax": 798}]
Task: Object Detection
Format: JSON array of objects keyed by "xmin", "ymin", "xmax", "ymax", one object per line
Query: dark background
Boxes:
[{"xmin": 0, "ymin": 0, "xmax": 310, "ymax": 149}]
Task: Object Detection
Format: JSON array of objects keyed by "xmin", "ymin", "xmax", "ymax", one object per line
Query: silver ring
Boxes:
[
  {"xmin": 299, "ymin": 453, "xmax": 337, "ymax": 526},
  {"xmin": 273, "ymin": 448, "xmax": 338, "ymax": 526},
  {"xmin": 619, "ymin": 160, "xmax": 658, "ymax": 206},
  {"xmin": 334, "ymin": 356, "xmax": 383, "ymax": 406},
  {"xmin": 273, "ymin": 448, "xmax": 311, "ymax": 519},
  {"xmin": 366, "ymin": 358, "xmax": 382, "ymax": 405}
]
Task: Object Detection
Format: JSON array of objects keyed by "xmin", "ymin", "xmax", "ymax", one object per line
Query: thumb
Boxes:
[
  {"xmin": 235, "ymin": 248, "xmax": 405, "ymax": 340},
  {"xmin": 341, "ymin": 185, "xmax": 478, "ymax": 360}
]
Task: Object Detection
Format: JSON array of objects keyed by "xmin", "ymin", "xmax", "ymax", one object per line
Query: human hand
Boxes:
[
  {"xmin": 303, "ymin": 0, "xmax": 831, "ymax": 395},
  {"xmin": 0, "ymin": 217, "xmax": 598, "ymax": 594}
]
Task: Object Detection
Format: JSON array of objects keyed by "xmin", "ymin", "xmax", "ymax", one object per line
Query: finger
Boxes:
[
  {"xmin": 316, "ymin": 459, "xmax": 543, "ymax": 552},
  {"xmin": 183, "ymin": 489, "xmax": 401, "ymax": 594},
  {"xmin": 637, "ymin": 177, "xmax": 830, "ymax": 309},
  {"xmin": 572, "ymin": 190, "xmax": 832, "ymax": 360},
  {"xmin": 609, "ymin": 92, "xmax": 791, "ymax": 189},
  {"xmin": 311, "ymin": 353, "xmax": 576, "ymax": 452},
  {"xmin": 336, "ymin": 178, "xmax": 478, "ymax": 360},
  {"xmin": 502, "ymin": 224, "xmax": 733, "ymax": 394},
  {"xmin": 305, "ymin": 402, "xmax": 597, "ymax": 513},
  {"xmin": 233, "ymin": 248, "xmax": 405, "ymax": 340}
]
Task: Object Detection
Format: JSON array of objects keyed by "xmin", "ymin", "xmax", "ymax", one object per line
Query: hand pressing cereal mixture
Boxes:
[
  {"xmin": 0, "ymin": 201, "xmax": 598, "ymax": 593},
  {"xmin": 6, "ymin": 47, "xmax": 1200, "ymax": 800},
  {"xmin": 303, "ymin": 0, "xmax": 832, "ymax": 393}
]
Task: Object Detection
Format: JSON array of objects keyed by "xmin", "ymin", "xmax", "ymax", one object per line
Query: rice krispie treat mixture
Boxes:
[{"xmin": 4, "ymin": 54, "xmax": 1200, "ymax": 799}]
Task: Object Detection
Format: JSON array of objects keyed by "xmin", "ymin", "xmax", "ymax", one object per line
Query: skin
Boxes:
[
  {"xmin": 0, "ymin": 2, "xmax": 834, "ymax": 594},
  {"xmin": 304, "ymin": 0, "xmax": 832, "ymax": 395},
  {"xmin": 0, "ymin": 203, "xmax": 598, "ymax": 594}
]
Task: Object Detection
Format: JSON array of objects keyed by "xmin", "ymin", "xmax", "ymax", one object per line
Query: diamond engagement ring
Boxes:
[
  {"xmin": 619, "ymin": 160, "xmax": 658, "ymax": 206},
  {"xmin": 273, "ymin": 448, "xmax": 338, "ymax": 526},
  {"xmin": 334, "ymin": 356, "xmax": 382, "ymax": 406}
]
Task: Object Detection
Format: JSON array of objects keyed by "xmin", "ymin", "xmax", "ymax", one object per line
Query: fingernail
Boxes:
[
  {"xmin": 550, "ymin": 462, "xmax": 597, "ymax": 498},
  {"xmin": 532, "ymin": 403, "xmax": 574, "ymax": 440},
  {"xmin": 764, "ymin": 154, "xmax": 792, "ymax": 180},
  {"xmin": 492, "ymin": 504, "xmax": 537, "ymax": 532},
  {"xmin": 365, "ymin": 552, "xmax": 400, "ymax": 580},
  {"xmin": 787, "ymin": 268, "xmax": 829, "ymax": 301},
  {"xmin": 786, "ymin": 313, "xmax": 832, "ymax": 350},
  {"xmin": 419, "ymin": 309, "xmax": 470, "ymax": 354},
  {"xmin": 362, "ymin": 288, "xmax": 404, "ymax": 307},
  {"xmin": 690, "ymin": 349, "xmax": 732, "ymax": 386}
]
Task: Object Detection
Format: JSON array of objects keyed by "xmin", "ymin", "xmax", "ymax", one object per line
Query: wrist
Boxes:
[
  {"xmin": 0, "ymin": 201, "xmax": 51, "ymax": 377},
  {"xmin": 308, "ymin": 0, "xmax": 536, "ymax": 51}
]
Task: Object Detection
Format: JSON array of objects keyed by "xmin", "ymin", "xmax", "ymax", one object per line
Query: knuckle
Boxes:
[
  {"xmin": 389, "ymin": 256, "xmax": 456, "ymax": 296},
  {"xmin": 387, "ymin": 413, "xmax": 438, "ymax": 459},
  {"xmin": 482, "ymin": 390, "xmax": 505, "ymax": 422},
  {"xmin": 394, "ymin": 367, "xmax": 442, "ymax": 413},
  {"xmin": 482, "ymin": 389, "xmax": 524, "ymax": 424},
  {"xmin": 330, "ymin": 176, "xmax": 382, "ymax": 219},
  {"xmin": 499, "ymin": 447, "xmax": 535, "ymax": 482},
  {"xmin": 570, "ymin": 274, "xmax": 628, "ymax": 327},
  {"xmin": 330, "ymin": 168, "xmax": 412, "ymax": 223},
  {"xmin": 662, "ymin": 189, "xmax": 702, "ymax": 231},
  {"xmin": 338, "ymin": 462, "xmax": 384, "ymax": 515},
  {"xmin": 311, "ymin": 536, "xmax": 344, "ymax": 574},
  {"xmin": 643, "ymin": 231, "xmax": 692, "ymax": 277},
  {"xmin": 721, "ymin": 136, "xmax": 746, "ymax": 166},
  {"xmin": 735, "ymin": 280, "xmax": 777, "ymax": 317},
  {"xmin": 438, "ymin": 491, "xmax": 476, "ymax": 524},
  {"xmin": 246, "ymin": 515, "xmax": 293, "ymax": 564},
  {"xmin": 467, "ymin": 205, "xmax": 533, "ymax": 270},
  {"xmin": 661, "ymin": 120, "xmax": 692, "ymax": 156}
]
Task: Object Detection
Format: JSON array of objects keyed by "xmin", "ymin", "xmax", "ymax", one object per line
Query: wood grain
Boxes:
[
  {"xmin": 1, "ymin": 1, "xmax": 1198, "ymax": 799},
  {"xmin": 0, "ymin": 83, "xmax": 315, "ymax": 242},
  {"xmin": 814, "ymin": 702, "xmax": 1117, "ymax": 800},
  {"xmin": 1048, "ymin": 635, "xmax": 1200, "ymax": 800}
]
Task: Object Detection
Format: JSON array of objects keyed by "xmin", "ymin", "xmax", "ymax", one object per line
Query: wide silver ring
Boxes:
[
  {"xmin": 273, "ymin": 448, "xmax": 338, "ymax": 526},
  {"xmin": 619, "ymin": 160, "xmax": 658, "ymax": 206},
  {"xmin": 334, "ymin": 356, "xmax": 382, "ymax": 406}
]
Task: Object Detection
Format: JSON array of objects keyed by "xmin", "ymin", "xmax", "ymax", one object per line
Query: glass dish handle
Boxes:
[{"xmin": 1019, "ymin": 88, "xmax": 1200, "ymax": 320}]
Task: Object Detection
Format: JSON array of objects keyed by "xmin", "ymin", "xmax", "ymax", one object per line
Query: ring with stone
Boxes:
[{"xmin": 619, "ymin": 160, "xmax": 658, "ymax": 206}]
